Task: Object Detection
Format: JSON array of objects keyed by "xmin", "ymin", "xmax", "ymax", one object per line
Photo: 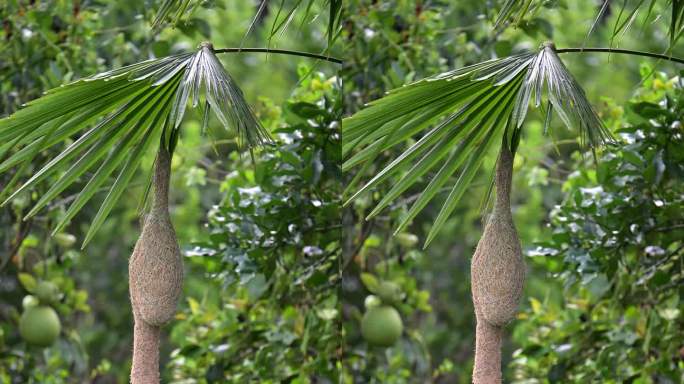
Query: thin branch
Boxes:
[
  {"xmin": 212, "ymin": 47, "xmax": 342, "ymax": 64},
  {"xmin": 1, "ymin": 218, "xmax": 31, "ymax": 271},
  {"xmin": 653, "ymin": 223, "xmax": 684, "ymax": 232},
  {"xmin": 556, "ymin": 47, "xmax": 684, "ymax": 65}
]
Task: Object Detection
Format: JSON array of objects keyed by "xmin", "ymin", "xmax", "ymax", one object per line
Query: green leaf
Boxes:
[
  {"xmin": 81, "ymin": 110, "xmax": 168, "ymax": 248},
  {"xmin": 0, "ymin": 115, "xmax": 67, "ymax": 202},
  {"xmin": 365, "ymin": 73, "xmax": 524, "ymax": 219},
  {"xmin": 343, "ymin": 81, "xmax": 489, "ymax": 164},
  {"xmin": 1, "ymin": 79, "xmax": 174, "ymax": 207},
  {"xmin": 0, "ymin": 81, "xmax": 149, "ymax": 175},
  {"xmin": 394, "ymin": 80, "xmax": 521, "ymax": 234},
  {"xmin": 344, "ymin": 75, "xmax": 478, "ymax": 143},
  {"xmin": 242, "ymin": 0, "xmax": 342, "ymax": 49},
  {"xmin": 346, "ymin": 108, "xmax": 462, "ymax": 205},
  {"xmin": 0, "ymin": 45, "xmax": 266, "ymax": 244},
  {"xmin": 423, "ymin": 125, "xmax": 501, "ymax": 248},
  {"xmin": 0, "ymin": 76, "xmax": 136, "ymax": 142},
  {"xmin": 53, "ymin": 75, "xmax": 182, "ymax": 236}
]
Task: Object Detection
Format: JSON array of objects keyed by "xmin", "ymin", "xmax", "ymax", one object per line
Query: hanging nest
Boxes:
[
  {"xmin": 470, "ymin": 145, "xmax": 525, "ymax": 383},
  {"xmin": 129, "ymin": 147, "xmax": 183, "ymax": 384}
]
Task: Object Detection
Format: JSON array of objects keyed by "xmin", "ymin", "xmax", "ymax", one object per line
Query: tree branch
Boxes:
[
  {"xmin": 556, "ymin": 47, "xmax": 684, "ymax": 65},
  {"xmin": 212, "ymin": 47, "xmax": 343, "ymax": 64}
]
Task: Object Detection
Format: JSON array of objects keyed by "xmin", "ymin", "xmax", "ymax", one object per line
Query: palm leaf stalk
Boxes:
[
  {"xmin": 0, "ymin": 42, "xmax": 337, "ymax": 382},
  {"xmin": 343, "ymin": 42, "xmax": 684, "ymax": 382},
  {"xmin": 555, "ymin": 46, "xmax": 684, "ymax": 64}
]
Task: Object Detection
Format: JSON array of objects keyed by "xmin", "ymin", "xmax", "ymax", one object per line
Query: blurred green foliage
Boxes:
[
  {"xmin": 169, "ymin": 68, "xmax": 341, "ymax": 383},
  {"xmin": 1, "ymin": 252, "xmax": 92, "ymax": 383},
  {"xmin": 512, "ymin": 68, "xmax": 684, "ymax": 383},
  {"xmin": 2, "ymin": 0, "xmax": 684, "ymax": 383}
]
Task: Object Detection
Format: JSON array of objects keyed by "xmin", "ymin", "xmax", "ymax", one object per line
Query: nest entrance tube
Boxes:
[
  {"xmin": 131, "ymin": 320, "xmax": 161, "ymax": 383},
  {"xmin": 129, "ymin": 147, "xmax": 183, "ymax": 384},
  {"xmin": 470, "ymin": 144, "xmax": 525, "ymax": 383},
  {"xmin": 473, "ymin": 314, "xmax": 503, "ymax": 383}
]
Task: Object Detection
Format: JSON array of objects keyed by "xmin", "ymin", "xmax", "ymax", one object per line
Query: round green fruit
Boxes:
[
  {"xmin": 35, "ymin": 281, "xmax": 59, "ymax": 304},
  {"xmin": 364, "ymin": 294, "xmax": 381, "ymax": 309},
  {"xmin": 54, "ymin": 233, "xmax": 76, "ymax": 248},
  {"xmin": 22, "ymin": 295, "xmax": 39, "ymax": 309},
  {"xmin": 377, "ymin": 281, "xmax": 402, "ymax": 303},
  {"xmin": 361, "ymin": 306, "xmax": 403, "ymax": 347},
  {"xmin": 19, "ymin": 306, "xmax": 61, "ymax": 347},
  {"xmin": 395, "ymin": 232, "xmax": 419, "ymax": 248}
]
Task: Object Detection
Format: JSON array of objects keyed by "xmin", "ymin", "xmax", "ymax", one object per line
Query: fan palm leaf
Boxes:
[
  {"xmin": 343, "ymin": 43, "xmax": 613, "ymax": 248},
  {"xmin": 0, "ymin": 43, "xmax": 269, "ymax": 248}
]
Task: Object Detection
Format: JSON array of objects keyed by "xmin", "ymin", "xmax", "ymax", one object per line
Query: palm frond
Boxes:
[
  {"xmin": 343, "ymin": 44, "xmax": 612, "ymax": 247},
  {"xmin": 0, "ymin": 45, "xmax": 268, "ymax": 247},
  {"xmin": 512, "ymin": 43, "xmax": 612, "ymax": 148},
  {"xmin": 167, "ymin": 43, "xmax": 270, "ymax": 150}
]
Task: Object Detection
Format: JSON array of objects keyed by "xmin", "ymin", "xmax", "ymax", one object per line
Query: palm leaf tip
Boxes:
[
  {"xmin": 169, "ymin": 43, "xmax": 272, "ymax": 150},
  {"xmin": 518, "ymin": 43, "xmax": 614, "ymax": 148}
]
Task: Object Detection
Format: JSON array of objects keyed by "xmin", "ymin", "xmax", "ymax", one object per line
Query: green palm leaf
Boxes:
[
  {"xmin": 0, "ymin": 44, "xmax": 269, "ymax": 248},
  {"xmin": 343, "ymin": 43, "xmax": 613, "ymax": 248}
]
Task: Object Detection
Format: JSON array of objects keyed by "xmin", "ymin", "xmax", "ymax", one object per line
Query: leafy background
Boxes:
[
  {"xmin": 341, "ymin": 1, "xmax": 683, "ymax": 383},
  {"xmin": 1, "ymin": 1, "xmax": 684, "ymax": 383},
  {"xmin": 0, "ymin": 0, "xmax": 340, "ymax": 383}
]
